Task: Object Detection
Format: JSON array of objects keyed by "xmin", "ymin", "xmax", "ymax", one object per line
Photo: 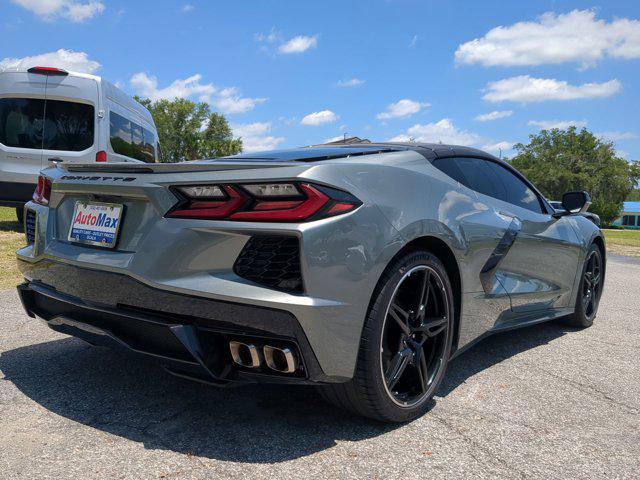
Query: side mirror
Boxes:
[{"xmin": 561, "ymin": 191, "xmax": 591, "ymax": 214}]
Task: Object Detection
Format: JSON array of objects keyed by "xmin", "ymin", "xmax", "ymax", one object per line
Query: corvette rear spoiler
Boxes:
[{"xmin": 61, "ymin": 161, "xmax": 294, "ymax": 174}]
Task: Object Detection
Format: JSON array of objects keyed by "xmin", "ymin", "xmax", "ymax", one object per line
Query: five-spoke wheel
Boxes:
[
  {"xmin": 381, "ymin": 265, "xmax": 450, "ymax": 407},
  {"xmin": 318, "ymin": 250, "xmax": 454, "ymax": 422},
  {"xmin": 564, "ymin": 243, "xmax": 603, "ymax": 328}
]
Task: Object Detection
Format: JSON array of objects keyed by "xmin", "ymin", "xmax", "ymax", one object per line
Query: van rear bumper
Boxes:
[{"xmin": 0, "ymin": 181, "xmax": 34, "ymax": 206}]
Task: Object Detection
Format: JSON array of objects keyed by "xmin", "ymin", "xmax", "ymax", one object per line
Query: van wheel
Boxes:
[
  {"xmin": 15, "ymin": 207, "xmax": 24, "ymax": 225},
  {"xmin": 317, "ymin": 251, "xmax": 454, "ymax": 422}
]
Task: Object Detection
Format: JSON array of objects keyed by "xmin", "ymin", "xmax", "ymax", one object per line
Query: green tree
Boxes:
[
  {"xmin": 509, "ymin": 127, "xmax": 640, "ymax": 225},
  {"xmin": 628, "ymin": 189, "xmax": 640, "ymax": 201},
  {"xmin": 135, "ymin": 97, "xmax": 242, "ymax": 162}
]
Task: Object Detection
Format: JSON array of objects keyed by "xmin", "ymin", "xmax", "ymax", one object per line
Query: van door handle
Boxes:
[{"xmin": 48, "ymin": 157, "xmax": 64, "ymax": 163}]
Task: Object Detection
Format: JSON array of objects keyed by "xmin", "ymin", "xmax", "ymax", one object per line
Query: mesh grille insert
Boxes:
[
  {"xmin": 25, "ymin": 209, "xmax": 36, "ymax": 245},
  {"xmin": 233, "ymin": 236, "xmax": 302, "ymax": 292}
]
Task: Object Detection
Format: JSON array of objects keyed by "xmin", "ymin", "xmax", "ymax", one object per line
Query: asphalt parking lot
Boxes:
[{"xmin": 0, "ymin": 255, "xmax": 638, "ymax": 480}]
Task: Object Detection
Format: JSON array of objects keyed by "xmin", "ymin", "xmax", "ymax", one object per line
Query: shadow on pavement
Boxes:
[{"xmin": 0, "ymin": 320, "xmax": 570, "ymax": 462}]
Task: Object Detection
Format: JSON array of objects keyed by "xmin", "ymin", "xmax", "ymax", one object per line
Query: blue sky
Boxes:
[{"xmin": 2, "ymin": 0, "xmax": 639, "ymax": 159}]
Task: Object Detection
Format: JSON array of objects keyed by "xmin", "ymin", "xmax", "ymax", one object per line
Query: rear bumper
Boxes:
[
  {"xmin": 17, "ymin": 263, "xmax": 338, "ymax": 385},
  {"xmin": 0, "ymin": 181, "xmax": 34, "ymax": 207}
]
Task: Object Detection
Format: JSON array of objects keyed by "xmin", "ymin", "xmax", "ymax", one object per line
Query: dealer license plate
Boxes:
[{"xmin": 68, "ymin": 202, "xmax": 123, "ymax": 249}]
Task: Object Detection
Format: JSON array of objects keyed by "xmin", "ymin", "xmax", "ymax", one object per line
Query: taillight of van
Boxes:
[{"xmin": 27, "ymin": 66, "xmax": 69, "ymax": 76}]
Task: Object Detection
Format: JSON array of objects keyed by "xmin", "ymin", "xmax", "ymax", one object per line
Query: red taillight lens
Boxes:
[
  {"xmin": 27, "ymin": 66, "xmax": 69, "ymax": 76},
  {"xmin": 32, "ymin": 175, "xmax": 52, "ymax": 205},
  {"xmin": 167, "ymin": 186, "xmax": 248, "ymax": 219},
  {"xmin": 166, "ymin": 182, "xmax": 361, "ymax": 222},
  {"xmin": 96, "ymin": 150, "xmax": 107, "ymax": 162}
]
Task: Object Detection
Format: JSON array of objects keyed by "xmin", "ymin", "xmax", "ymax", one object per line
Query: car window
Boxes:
[
  {"xmin": 484, "ymin": 161, "xmax": 543, "ymax": 213},
  {"xmin": 431, "ymin": 158, "xmax": 467, "ymax": 185},
  {"xmin": 41, "ymin": 100, "xmax": 94, "ymax": 151},
  {"xmin": 109, "ymin": 111, "xmax": 156, "ymax": 163},
  {"xmin": 454, "ymin": 157, "xmax": 508, "ymax": 202},
  {"xmin": 433, "ymin": 156, "xmax": 543, "ymax": 214},
  {"xmin": 0, "ymin": 98, "xmax": 46, "ymax": 149}
]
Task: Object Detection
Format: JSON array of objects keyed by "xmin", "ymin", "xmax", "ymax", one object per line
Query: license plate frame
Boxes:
[{"xmin": 68, "ymin": 201, "xmax": 124, "ymax": 249}]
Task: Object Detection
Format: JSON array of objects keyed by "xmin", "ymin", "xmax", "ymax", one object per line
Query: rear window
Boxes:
[
  {"xmin": 0, "ymin": 98, "xmax": 45, "ymax": 149},
  {"xmin": 109, "ymin": 111, "xmax": 156, "ymax": 163},
  {"xmin": 0, "ymin": 97, "xmax": 94, "ymax": 151},
  {"xmin": 42, "ymin": 100, "xmax": 94, "ymax": 151}
]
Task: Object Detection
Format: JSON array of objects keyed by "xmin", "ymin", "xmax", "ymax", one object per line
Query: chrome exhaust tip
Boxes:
[
  {"xmin": 229, "ymin": 341, "xmax": 261, "ymax": 368},
  {"xmin": 263, "ymin": 346, "xmax": 297, "ymax": 373}
]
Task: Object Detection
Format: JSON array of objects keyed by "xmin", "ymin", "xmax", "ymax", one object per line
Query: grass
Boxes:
[
  {"xmin": 0, "ymin": 205, "xmax": 639, "ymax": 291},
  {"xmin": 602, "ymin": 228, "xmax": 640, "ymax": 257},
  {"xmin": 0, "ymin": 207, "xmax": 26, "ymax": 290}
]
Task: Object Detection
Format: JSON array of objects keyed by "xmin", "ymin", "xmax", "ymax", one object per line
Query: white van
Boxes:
[{"xmin": 0, "ymin": 66, "xmax": 160, "ymax": 220}]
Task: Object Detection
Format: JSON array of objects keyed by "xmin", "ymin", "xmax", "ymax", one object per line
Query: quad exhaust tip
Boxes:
[
  {"xmin": 229, "ymin": 341, "xmax": 298, "ymax": 374},
  {"xmin": 263, "ymin": 345, "xmax": 297, "ymax": 373},
  {"xmin": 229, "ymin": 341, "xmax": 261, "ymax": 368}
]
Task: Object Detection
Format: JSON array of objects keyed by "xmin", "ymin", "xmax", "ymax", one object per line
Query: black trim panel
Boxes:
[{"xmin": 479, "ymin": 219, "xmax": 520, "ymax": 294}]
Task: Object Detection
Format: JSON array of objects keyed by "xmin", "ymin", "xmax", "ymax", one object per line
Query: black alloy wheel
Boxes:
[{"xmin": 380, "ymin": 265, "xmax": 450, "ymax": 407}]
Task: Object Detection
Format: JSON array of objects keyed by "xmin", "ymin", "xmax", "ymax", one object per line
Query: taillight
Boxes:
[
  {"xmin": 32, "ymin": 175, "xmax": 52, "ymax": 205},
  {"xmin": 166, "ymin": 182, "xmax": 361, "ymax": 222},
  {"xmin": 27, "ymin": 66, "xmax": 69, "ymax": 76},
  {"xmin": 96, "ymin": 150, "xmax": 107, "ymax": 162}
]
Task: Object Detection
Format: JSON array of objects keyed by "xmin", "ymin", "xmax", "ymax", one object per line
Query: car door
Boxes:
[
  {"xmin": 41, "ymin": 74, "xmax": 98, "ymax": 165},
  {"xmin": 453, "ymin": 156, "xmax": 583, "ymax": 315},
  {"xmin": 0, "ymin": 72, "xmax": 47, "ymax": 186}
]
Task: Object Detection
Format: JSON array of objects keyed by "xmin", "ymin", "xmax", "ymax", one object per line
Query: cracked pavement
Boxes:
[{"xmin": 0, "ymin": 255, "xmax": 638, "ymax": 479}]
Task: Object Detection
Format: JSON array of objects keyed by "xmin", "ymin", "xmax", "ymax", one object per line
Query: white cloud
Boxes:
[
  {"xmin": 389, "ymin": 119, "xmax": 481, "ymax": 146},
  {"xmin": 324, "ymin": 135, "xmax": 346, "ymax": 143},
  {"xmin": 254, "ymin": 28, "xmax": 280, "ymax": 44},
  {"xmin": 528, "ymin": 119, "xmax": 587, "ymax": 130},
  {"xmin": 409, "ymin": 35, "xmax": 418, "ymax": 48},
  {"xmin": 278, "ymin": 35, "xmax": 318, "ymax": 54},
  {"xmin": 130, "ymin": 73, "xmax": 266, "ymax": 114},
  {"xmin": 232, "ymin": 122, "xmax": 284, "ymax": 153},
  {"xmin": 0, "ymin": 49, "xmax": 100, "ymax": 73},
  {"xmin": 483, "ymin": 75, "xmax": 622, "ymax": 104},
  {"xmin": 12, "ymin": 0, "xmax": 105, "ymax": 22},
  {"xmin": 482, "ymin": 141, "xmax": 514, "ymax": 156},
  {"xmin": 455, "ymin": 9, "xmax": 640, "ymax": 68},
  {"xmin": 596, "ymin": 131, "xmax": 637, "ymax": 142},
  {"xmin": 131, "ymin": 73, "xmax": 215, "ymax": 101},
  {"xmin": 336, "ymin": 78, "xmax": 364, "ymax": 88},
  {"xmin": 301, "ymin": 110, "xmax": 339, "ymax": 126},
  {"xmin": 475, "ymin": 110, "xmax": 513, "ymax": 122},
  {"xmin": 213, "ymin": 87, "xmax": 267, "ymax": 115},
  {"xmin": 181, "ymin": 3, "xmax": 194, "ymax": 12},
  {"xmin": 376, "ymin": 99, "xmax": 430, "ymax": 120}
]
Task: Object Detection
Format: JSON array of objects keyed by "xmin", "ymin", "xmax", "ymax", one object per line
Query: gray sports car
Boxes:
[{"xmin": 16, "ymin": 143, "xmax": 605, "ymax": 422}]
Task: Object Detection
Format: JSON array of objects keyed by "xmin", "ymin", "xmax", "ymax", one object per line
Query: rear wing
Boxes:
[{"xmin": 60, "ymin": 161, "xmax": 295, "ymax": 174}]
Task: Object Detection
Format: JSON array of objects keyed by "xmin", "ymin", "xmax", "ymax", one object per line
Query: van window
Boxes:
[
  {"xmin": 109, "ymin": 111, "xmax": 156, "ymax": 163},
  {"xmin": 0, "ymin": 98, "xmax": 46, "ymax": 149},
  {"xmin": 42, "ymin": 100, "xmax": 94, "ymax": 151},
  {"xmin": 0, "ymin": 98, "xmax": 93, "ymax": 151}
]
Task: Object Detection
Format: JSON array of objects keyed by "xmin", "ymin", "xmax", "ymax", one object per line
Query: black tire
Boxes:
[
  {"xmin": 318, "ymin": 250, "xmax": 454, "ymax": 422},
  {"xmin": 563, "ymin": 243, "xmax": 603, "ymax": 328},
  {"xmin": 16, "ymin": 207, "xmax": 24, "ymax": 225}
]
